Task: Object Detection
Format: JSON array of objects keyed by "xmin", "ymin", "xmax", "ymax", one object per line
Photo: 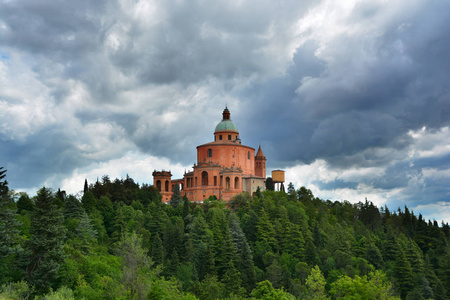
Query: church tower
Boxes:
[{"xmin": 255, "ymin": 145, "xmax": 266, "ymax": 178}]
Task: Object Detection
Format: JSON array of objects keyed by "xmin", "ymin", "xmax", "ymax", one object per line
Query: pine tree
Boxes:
[{"xmin": 26, "ymin": 187, "xmax": 66, "ymax": 295}]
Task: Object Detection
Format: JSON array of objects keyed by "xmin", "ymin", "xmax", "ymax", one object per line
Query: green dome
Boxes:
[{"xmin": 214, "ymin": 120, "xmax": 238, "ymax": 133}]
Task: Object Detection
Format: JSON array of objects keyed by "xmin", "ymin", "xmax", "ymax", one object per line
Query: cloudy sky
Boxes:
[{"xmin": 1, "ymin": 0, "xmax": 449, "ymax": 222}]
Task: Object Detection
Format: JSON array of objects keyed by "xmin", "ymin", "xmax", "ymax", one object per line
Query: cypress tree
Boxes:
[
  {"xmin": 182, "ymin": 195, "xmax": 190, "ymax": 220},
  {"xmin": 83, "ymin": 179, "xmax": 88, "ymax": 195},
  {"xmin": 26, "ymin": 187, "xmax": 66, "ymax": 295}
]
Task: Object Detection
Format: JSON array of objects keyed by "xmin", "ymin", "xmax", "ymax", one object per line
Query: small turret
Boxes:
[{"xmin": 223, "ymin": 107, "xmax": 230, "ymax": 120}]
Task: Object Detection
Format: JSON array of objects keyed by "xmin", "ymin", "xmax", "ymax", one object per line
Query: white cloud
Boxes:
[
  {"xmin": 413, "ymin": 202, "xmax": 450, "ymax": 224},
  {"xmin": 54, "ymin": 151, "xmax": 191, "ymax": 196}
]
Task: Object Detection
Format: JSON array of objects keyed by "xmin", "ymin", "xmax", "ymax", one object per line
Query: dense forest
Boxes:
[{"xmin": 1, "ymin": 166, "xmax": 449, "ymax": 299}]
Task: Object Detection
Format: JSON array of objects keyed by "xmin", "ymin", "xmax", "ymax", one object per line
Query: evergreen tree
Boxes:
[
  {"xmin": 97, "ymin": 195, "xmax": 115, "ymax": 235},
  {"xmin": 383, "ymin": 230, "xmax": 399, "ymax": 262},
  {"xmin": 64, "ymin": 195, "xmax": 84, "ymax": 219},
  {"xmin": 366, "ymin": 243, "xmax": 384, "ymax": 269},
  {"xmin": 0, "ymin": 167, "xmax": 23, "ymax": 284},
  {"xmin": 151, "ymin": 233, "xmax": 164, "ymax": 266},
  {"xmin": 76, "ymin": 211, "xmax": 98, "ymax": 248},
  {"xmin": 266, "ymin": 177, "xmax": 274, "ymax": 191},
  {"xmin": 26, "ymin": 187, "xmax": 66, "ymax": 295},
  {"xmin": 182, "ymin": 195, "xmax": 190, "ymax": 220},
  {"xmin": 83, "ymin": 179, "xmax": 88, "ymax": 195},
  {"xmin": 304, "ymin": 239, "xmax": 320, "ymax": 267},
  {"xmin": 16, "ymin": 193, "xmax": 34, "ymax": 214},
  {"xmin": 170, "ymin": 184, "xmax": 182, "ymax": 209},
  {"xmin": 228, "ymin": 213, "xmax": 256, "ymax": 292},
  {"xmin": 394, "ymin": 247, "xmax": 414, "ymax": 298},
  {"xmin": 257, "ymin": 208, "xmax": 277, "ymax": 251},
  {"xmin": 222, "ymin": 260, "xmax": 244, "ymax": 297},
  {"xmin": 116, "ymin": 231, "xmax": 154, "ymax": 299},
  {"xmin": 81, "ymin": 191, "xmax": 97, "ymax": 214}
]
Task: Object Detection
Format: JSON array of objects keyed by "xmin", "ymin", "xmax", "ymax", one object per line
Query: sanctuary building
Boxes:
[{"xmin": 153, "ymin": 108, "xmax": 266, "ymax": 202}]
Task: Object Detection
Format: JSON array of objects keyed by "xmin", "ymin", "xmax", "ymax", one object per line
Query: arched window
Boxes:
[
  {"xmin": 202, "ymin": 171, "xmax": 208, "ymax": 186},
  {"xmin": 207, "ymin": 149, "xmax": 213, "ymax": 158},
  {"xmin": 156, "ymin": 180, "xmax": 161, "ymax": 191},
  {"xmin": 235, "ymin": 177, "xmax": 239, "ymax": 189},
  {"xmin": 226, "ymin": 177, "xmax": 231, "ymax": 190},
  {"xmin": 165, "ymin": 180, "xmax": 169, "ymax": 192}
]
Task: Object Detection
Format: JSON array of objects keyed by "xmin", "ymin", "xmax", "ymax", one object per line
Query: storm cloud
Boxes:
[{"xmin": 1, "ymin": 0, "xmax": 449, "ymax": 222}]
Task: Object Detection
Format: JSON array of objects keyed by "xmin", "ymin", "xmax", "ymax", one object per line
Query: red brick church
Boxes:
[{"xmin": 153, "ymin": 107, "xmax": 266, "ymax": 202}]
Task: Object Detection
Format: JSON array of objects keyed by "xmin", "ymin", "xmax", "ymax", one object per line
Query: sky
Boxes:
[{"xmin": 1, "ymin": 0, "xmax": 449, "ymax": 223}]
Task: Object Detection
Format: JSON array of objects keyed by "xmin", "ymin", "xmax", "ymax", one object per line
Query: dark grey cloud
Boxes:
[{"xmin": 1, "ymin": 0, "xmax": 449, "ymax": 221}]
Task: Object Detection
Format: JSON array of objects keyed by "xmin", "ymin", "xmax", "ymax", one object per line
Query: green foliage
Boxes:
[
  {"xmin": 265, "ymin": 178, "xmax": 274, "ymax": 191},
  {"xmin": 148, "ymin": 277, "xmax": 198, "ymax": 300},
  {"xmin": 115, "ymin": 231, "xmax": 155, "ymax": 299},
  {"xmin": 0, "ymin": 281, "xmax": 31, "ymax": 299},
  {"xmin": 26, "ymin": 187, "xmax": 66, "ymax": 295},
  {"xmin": 170, "ymin": 184, "xmax": 182, "ymax": 209},
  {"xmin": 329, "ymin": 270, "xmax": 399, "ymax": 300},
  {"xmin": 305, "ymin": 266, "xmax": 328, "ymax": 300},
  {"xmin": 250, "ymin": 280, "xmax": 295, "ymax": 300},
  {"xmin": 42, "ymin": 286, "xmax": 76, "ymax": 300},
  {"xmin": 81, "ymin": 191, "xmax": 97, "ymax": 215},
  {"xmin": 16, "ymin": 193, "xmax": 34, "ymax": 214},
  {"xmin": 0, "ymin": 168, "xmax": 24, "ymax": 285},
  {"xmin": 2, "ymin": 173, "xmax": 449, "ymax": 300}
]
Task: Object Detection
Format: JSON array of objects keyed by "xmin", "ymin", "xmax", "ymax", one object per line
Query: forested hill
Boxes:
[{"xmin": 1, "ymin": 171, "xmax": 449, "ymax": 299}]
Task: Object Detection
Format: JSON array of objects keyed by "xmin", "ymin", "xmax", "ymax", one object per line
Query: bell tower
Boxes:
[{"xmin": 255, "ymin": 145, "xmax": 266, "ymax": 178}]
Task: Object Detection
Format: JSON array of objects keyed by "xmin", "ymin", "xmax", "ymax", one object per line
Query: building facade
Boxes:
[{"xmin": 153, "ymin": 108, "xmax": 266, "ymax": 202}]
